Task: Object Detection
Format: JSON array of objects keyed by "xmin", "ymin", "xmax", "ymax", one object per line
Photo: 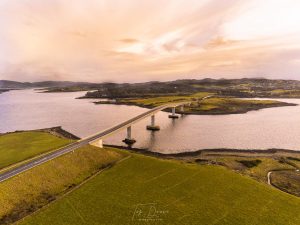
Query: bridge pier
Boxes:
[
  {"xmin": 122, "ymin": 126, "xmax": 136, "ymax": 145},
  {"xmin": 89, "ymin": 139, "xmax": 103, "ymax": 148},
  {"xmin": 178, "ymin": 105, "xmax": 185, "ymax": 114},
  {"xmin": 168, "ymin": 107, "xmax": 179, "ymax": 119},
  {"xmin": 146, "ymin": 115, "xmax": 160, "ymax": 131}
]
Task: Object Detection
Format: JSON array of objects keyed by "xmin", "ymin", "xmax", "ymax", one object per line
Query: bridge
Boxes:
[
  {"xmin": 88, "ymin": 101, "xmax": 191, "ymax": 147},
  {"xmin": 0, "ymin": 101, "xmax": 191, "ymax": 182}
]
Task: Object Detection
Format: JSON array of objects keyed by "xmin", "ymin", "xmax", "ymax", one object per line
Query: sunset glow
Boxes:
[{"xmin": 1, "ymin": 0, "xmax": 300, "ymax": 82}]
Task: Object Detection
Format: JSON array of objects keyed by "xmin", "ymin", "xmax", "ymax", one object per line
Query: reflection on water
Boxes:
[{"xmin": 1, "ymin": 89, "xmax": 300, "ymax": 153}]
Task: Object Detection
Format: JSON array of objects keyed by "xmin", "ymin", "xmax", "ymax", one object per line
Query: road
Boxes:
[
  {"xmin": 267, "ymin": 171, "xmax": 272, "ymax": 185},
  {"xmin": 0, "ymin": 101, "xmax": 189, "ymax": 183}
]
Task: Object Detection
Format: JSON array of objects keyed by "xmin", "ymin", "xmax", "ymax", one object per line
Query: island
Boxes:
[
  {"xmin": 94, "ymin": 94, "xmax": 296, "ymax": 115},
  {"xmin": 76, "ymin": 78, "xmax": 300, "ymax": 115}
]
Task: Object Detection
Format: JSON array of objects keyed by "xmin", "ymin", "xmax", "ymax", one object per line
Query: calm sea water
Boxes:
[{"xmin": 1, "ymin": 89, "xmax": 300, "ymax": 153}]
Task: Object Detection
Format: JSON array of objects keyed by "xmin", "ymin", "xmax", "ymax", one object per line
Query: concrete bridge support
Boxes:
[
  {"xmin": 146, "ymin": 115, "xmax": 160, "ymax": 131},
  {"xmin": 178, "ymin": 105, "xmax": 185, "ymax": 114},
  {"xmin": 168, "ymin": 107, "xmax": 179, "ymax": 119},
  {"xmin": 90, "ymin": 139, "xmax": 103, "ymax": 148},
  {"xmin": 122, "ymin": 126, "xmax": 136, "ymax": 145}
]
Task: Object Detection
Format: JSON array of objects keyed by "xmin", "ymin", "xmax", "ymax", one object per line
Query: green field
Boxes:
[
  {"xmin": 0, "ymin": 132, "xmax": 73, "ymax": 169},
  {"xmin": 118, "ymin": 92, "xmax": 212, "ymax": 107},
  {"xmin": 20, "ymin": 152, "xmax": 300, "ymax": 225},
  {"xmin": 213, "ymin": 156, "xmax": 294, "ymax": 182},
  {"xmin": 0, "ymin": 145, "xmax": 125, "ymax": 224},
  {"xmin": 114, "ymin": 93, "xmax": 294, "ymax": 115},
  {"xmin": 186, "ymin": 97, "xmax": 292, "ymax": 114},
  {"xmin": 271, "ymin": 170, "xmax": 300, "ymax": 196}
]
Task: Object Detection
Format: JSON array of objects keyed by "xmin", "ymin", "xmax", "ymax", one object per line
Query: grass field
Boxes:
[
  {"xmin": 115, "ymin": 93, "xmax": 294, "ymax": 115},
  {"xmin": 118, "ymin": 92, "xmax": 212, "ymax": 107},
  {"xmin": 0, "ymin": 145, "xmax": 125, "ymax": 224},
  {"xmin": 213, "ymin": 156, "xmax": 295, "ymax": 182},
  {"xmin": 0, "ymin": 131, "xmax": 73, "ymax": 169},
  {"xmin": 271, "ymin": 170, "xmax": 300, "ymax": 196},
  {"xmin": 185, "ymin": 97, "xmax": 293, "ymax": 114},
  {"xmin": 20, "ymin": 152, "xmax": 300, "ymax": 225}
]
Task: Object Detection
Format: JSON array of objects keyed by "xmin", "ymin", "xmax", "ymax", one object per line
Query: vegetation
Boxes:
[
  {"xmin": 81, "ymin": 78, "xmax": 300, "ymax": 99},
  {"xmin": 0, "ymin": 145, "xmax": 125, "ymax": 224},
  {"xmin": 287, "ymin": 157, "xmax": 300, "ymax": 162},
  {"xmin": 116, "ymin": 92, "xmax": 212, "ymax": 107},
  {"xmin": 0, "ymin": 80, "xmax": 95, "ymax": 89},
  {"xmin": 0, "ymin": 131, "xmax": 73, "ymax": 170},
  {"xmin": 271, "ymin": 171, "xmax": 300, "ymax": 197},
  {"xmin": 20, "ymin": 152, "xmax": 300, "ymax": 225},
  {"xmin": 1, "ymin": 131, "xmax": 300, "ymax": 224},
  {"xmin": 237, "ymin": 159, "xmax": 262, "ymax": 168},
  {"xmin": 0, "ymin": 89, "xmax": 9, "ymax": 94},
  {"xmin": 182, "ymin": 97, "xmax": 294, "ymax": 114},
  {"xmin": 4, "ymin": 78, "xmax": 300, "ymax": 98},
  {"xmin": 43, "ymin": 87, "xmax": 93, "ymax": 92},
  {"xmin": 208, "ymin": 156, "xmax": 294, "ymax": 183},
  {"xmin": 97, "ymin": 94, "xmax": 295, "ymax": 115}
]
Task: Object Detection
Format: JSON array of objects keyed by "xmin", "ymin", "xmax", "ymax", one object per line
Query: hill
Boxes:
[
  {"xmin": 0, "ymin": 80, "xmax": 94, "ymax": 89},
  {"xmin": 4, "ymin": 78, "xmax": 300, "ymax": 98}
]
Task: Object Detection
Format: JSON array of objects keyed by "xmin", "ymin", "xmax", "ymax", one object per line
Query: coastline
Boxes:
[
  {"xmin": 104, "ymin": 144, "xmax": 300, "ymax": 159},
  {"xmin": 93, "ymin": 100, "xmax": 297, "ymax": 115},
  {"xmin": 4, "ymin": 128, "xmax": 300, "ymax": 158},
  {"xmin": 0, "ymin": 89, "xmax": 10, "ymax": 94},
  {"xmin": 0, "ymin": 127, "xmax": 80, "ymax": 140},
  {"xmin": 3, "ymin": 128, "xmax": 300, "ymax": 197}
]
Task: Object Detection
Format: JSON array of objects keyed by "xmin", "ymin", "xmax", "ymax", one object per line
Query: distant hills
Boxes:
[
  {"xmin": 2, "ymin": 78, "xmax": 300, "ymax": 89},
  {"xmin": 3, "ymin": 78, "xmax": 300, "ymax": 99},
  {"xmin": 0, "ymin": 80, "xmax": 94, "ymax": 89}
]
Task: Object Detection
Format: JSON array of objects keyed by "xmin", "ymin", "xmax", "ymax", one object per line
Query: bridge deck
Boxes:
[{"xmin": 0, "ymin": 101, "xmax": 190, "ymax": 182}]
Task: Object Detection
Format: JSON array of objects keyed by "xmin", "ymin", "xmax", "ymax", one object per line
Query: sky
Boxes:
[{"xmin": 1, "ymin": 0, "xmax": 300, "ymax": 82}]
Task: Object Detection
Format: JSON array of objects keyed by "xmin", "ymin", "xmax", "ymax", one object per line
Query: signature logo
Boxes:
[{"xmin": 132, "ymin": 203, "xmax": 169, "ymax": 221}]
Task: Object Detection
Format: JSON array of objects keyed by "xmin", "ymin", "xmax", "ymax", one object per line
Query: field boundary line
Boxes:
[{"xmin": 14, "ymin": 155, "xmax": 132, "ymax": 225}]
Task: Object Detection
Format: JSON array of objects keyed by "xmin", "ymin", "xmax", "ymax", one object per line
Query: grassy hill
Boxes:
[
  {"xmin": 0, "ymin": 131, "xmax": 73, "ymax": 170},
  {"xmin": 0, "ymin": 145, "xmax": 125, "ymax": 224},
  {"xmin": 19, "ymin": 151, "xmax": 300, "ymax": 225}
]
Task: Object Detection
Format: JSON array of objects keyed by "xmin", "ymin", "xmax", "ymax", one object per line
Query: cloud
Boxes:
[
  {"xmin": 0, "ymin": 0, "xmax": 300, "ymax": 82},
  {"xmin": 119, "ymin": 38, "xmax": 140, "ymax": 43}
]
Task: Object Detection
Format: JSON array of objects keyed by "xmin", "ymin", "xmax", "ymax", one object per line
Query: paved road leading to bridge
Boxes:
[{"xmin": 0, "ymin": 101, "xmax": 190, "ymax": 182}]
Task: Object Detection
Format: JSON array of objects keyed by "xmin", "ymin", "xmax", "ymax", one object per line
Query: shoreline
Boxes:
[
  {"xmin": 3, "ymin": 128, "xmax": 300, "ymax": 197},
  {"xmin": 3, "ymin": 128, "xmax": 300, "ymax": 157},
  {"xmin": 0, "ymin": 127, "xmax": 80, "ymax": 140},
  {"xmin": 92, "ymin": 100, "xmax": 297, "ymax": 115},
  {"xmin": 104, "ymin": 144, "xmax": 300, "ymax": 159},
  {"xmin": 0, "ymin": 89, "xmax": 10, "ymax": 94}
]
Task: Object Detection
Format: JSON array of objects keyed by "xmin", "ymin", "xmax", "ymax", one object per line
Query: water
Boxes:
[{"xmin": 1, "ymin": 89, "xmax": 300, "ymax": 154}]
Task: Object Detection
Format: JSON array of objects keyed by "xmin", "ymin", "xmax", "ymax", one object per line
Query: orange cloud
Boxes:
[{"xmin": 0, "ymin": 0, "xmax": 300, "ymax": 82}]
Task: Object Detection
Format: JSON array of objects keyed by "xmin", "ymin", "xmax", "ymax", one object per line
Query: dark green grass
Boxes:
[
  {"xmin": 20, "ymin": 152, "xmax": 300, "ymax": 225},
  {"xmin": 287, "ymin": 157, "xmax": 300, "ymax": 162},
  {"xmin": 237, "ymin": 159, "xmax": 262, "ymax": 168},
  {"xmin": 0, "ymin": 132, "xmax": 73, "ymax": 169}
]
